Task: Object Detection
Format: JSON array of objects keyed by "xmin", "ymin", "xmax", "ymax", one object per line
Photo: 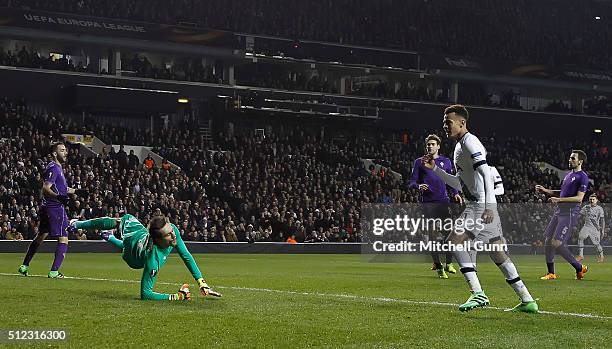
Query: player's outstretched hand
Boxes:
[
  {"xmin": 548, "ymin": 197, "xmax": 560, "ymax": 204},
  {"xmin": 178, "ymin": 283, "xmax": 192, "ymax": 301},
  {"xmin": 421, "ymin": 155, "xmax": 435, "ymax": 170},
  {"xmin": 198, "ymin": 278, "xmax": 222, "ymax": 297},
  {"xmin": 535, "ymin": 185, "xmax": 546, "ymax": 194}
]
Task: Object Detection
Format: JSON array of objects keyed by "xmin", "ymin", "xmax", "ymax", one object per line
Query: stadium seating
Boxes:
[
  {"xmin": 1, "ymin": 97, "xmax": 609, "ymax": 244},
  {"xmin": 4, "ymin": 0, "xmax": 610, "ymax": 70}
]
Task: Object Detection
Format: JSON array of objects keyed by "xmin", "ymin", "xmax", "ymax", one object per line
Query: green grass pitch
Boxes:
[{"xmin": 1, "ymin": 253, "xmax": 610, "ymax": 348}]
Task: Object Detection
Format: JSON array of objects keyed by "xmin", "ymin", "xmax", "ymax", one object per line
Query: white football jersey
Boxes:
[{"xmin": 453, "ymin": 133, "xmax": 496, "ymax": 204}]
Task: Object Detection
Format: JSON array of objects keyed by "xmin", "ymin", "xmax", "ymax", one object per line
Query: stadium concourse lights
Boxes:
[
  {"xmin": 177, "ymin": 98, "xmax": 189, "ymax": 104},
  {"xmin": 594, "ymin": 129, "xmax": 602, "ymax": 133},
  {"xmin": 595, "ymin": 16, "xmax": 601, "ymax": 20}
]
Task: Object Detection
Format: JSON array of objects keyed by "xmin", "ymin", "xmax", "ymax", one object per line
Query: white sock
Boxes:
[
  {"xmin": 454, "ymin": 250, "xmax": 482, "ymax": 293},
  {"xmin": 595, "ymin": 244, "xmax": 603, "ymax": 256},
  {"xmin": 498, "ymin": 259, "xmax": 534, "ymax": 302},
  {"xmin": 578, "ymin": 240, "xmax": 585, "ymax": 257}
]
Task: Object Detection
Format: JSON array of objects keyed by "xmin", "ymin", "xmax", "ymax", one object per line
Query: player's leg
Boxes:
[
  {"xmin": 72, "ymin": 216, "xmax": 120, "ymax": 231},
  {"xmin": 447, "ymin": 206, "xmax": 488, "ymax": 312},
  {"xmin": 449, "ymin": 230, "xmax": 489, "ymax": 311},
  {"xmin": 444, "ymin": 251, "xmax": 456, "ymax": 273},
  {"xmin": 429, "ymin": 231, "xmax": 447, "ymax": 279},
  {"xmin": 19, "ymin": 231, "xmax": 48, "ymax": 276},
  {"xmin": 576, "ymin": 228, "xmax": 588, "ymax": 262},
  {"xmin": 541, "ymin": 215, "xmax": 558, "ymax": 279},
  {"xmin": 488, "ymin": 243, "xmax": 538, "ymax": 313},
  {"xmin": 48, "ymin": 211, "xmax": 70, "ymax": 278},
  {"xmin": 590, "ymin": 231, "xmax": 604, "ymax": 262},
  {"xmin": 19, "ymin": 207, "xmax": 52, "ymax": 275},
  {"xmin": 552, "ymin": 214, "xmax": 587, "ymax": 279},
  {"xmin": 438, "ymin": 204, "xmax": 456, "ymax": 274}
]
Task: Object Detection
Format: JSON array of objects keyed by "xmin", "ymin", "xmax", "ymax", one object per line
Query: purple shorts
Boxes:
[
  {"xmin": 39, "ymin": 206, "xmax": 69, "ymax": 237},
  {"xmin": 544, "ymin": 213, "xmax": 578, "ymax": 243}
]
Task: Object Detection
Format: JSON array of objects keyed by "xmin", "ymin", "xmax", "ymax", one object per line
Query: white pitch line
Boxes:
[{"xmin": 1, "ymin": 272, "xmax": 610, "ymax": 320}]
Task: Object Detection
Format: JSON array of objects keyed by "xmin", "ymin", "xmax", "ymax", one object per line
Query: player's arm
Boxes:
[
  {"xmin": 462, "ymin": 142, "xmax": 493, "ymax": 204},
  {"xmin": 141, "ymin": 255, "xmax": 172, "ymax": 300},
  {"xmin": 443, "ymin": 159, "xmax": 460, "ymax": 196},
  {"xmin": 42, "ymin": 181, "xmax": 59, "ymax": 198},
  {"xmin": 408, "ymin": 159, "xmax": 421, "ymax": 189},
  {"xmin": 140, "ymin": 254, "xmax": 189, "ymax": 301},
  {"xmin": 550, "ymin": 176, "xmax": 588, "ymax": 204},
  {"xmin": 171, "ymin": 224, "xmax": 203, "ymax": 280},
  {"xmin": 171, "ymin": 224, "xmax": 220, "ymax": 296},
  {"xmin": 464, "ymin": 140, "xmax": 496, "ymax": 222},
  {"xmin": 475, "ymin": 164, "xmax": 494, "ymax": 202},
  {"xmin": 535, "ymin": 185, "xmax": 560, "ymax": 197},
  {"xmin": 424, "ymin": 157, "xmax": 461, "ymax": 191}
]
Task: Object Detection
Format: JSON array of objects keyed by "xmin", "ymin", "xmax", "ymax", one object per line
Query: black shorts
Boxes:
[{"xmin": 422, "ymin": 203, "xmax": 451, "ymax": 219}]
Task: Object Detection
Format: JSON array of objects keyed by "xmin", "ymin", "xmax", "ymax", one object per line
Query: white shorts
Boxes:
[
  {"xmin": 455, "ymin": 203, "xmax": 503, "ymax": 243},
  {"xmin": 579, "ymin": 227, "xmax": 601, "ymax": 245}
]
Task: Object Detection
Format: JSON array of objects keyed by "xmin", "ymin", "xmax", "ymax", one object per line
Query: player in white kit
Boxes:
[
  {"xmin": 577, "ymin": 194, "xmax": 605, "ymax": 263},
  {"xmin": 423, "ymin": 104, "xmax": 538, "ymax": 313}
]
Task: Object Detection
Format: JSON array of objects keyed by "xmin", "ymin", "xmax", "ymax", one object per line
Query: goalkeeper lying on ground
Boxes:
[{"xmin": 71, "ymin": 214, "xmax": 221, "ymax": 300}]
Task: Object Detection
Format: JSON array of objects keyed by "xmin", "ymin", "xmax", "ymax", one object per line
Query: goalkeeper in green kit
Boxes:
[{"xmin": 71, "ymin": 214, "xmax": 221, "ymax": 301}]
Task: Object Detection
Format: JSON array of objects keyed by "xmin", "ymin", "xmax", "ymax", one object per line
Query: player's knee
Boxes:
[
  {"xmin": 447, "ymin": 232, "xmax": 467, "ymax": 245},
  {"xmin": 551, "ymin": 239, "xmax": 562, "ymax": 248},
  {"xmin": 488, "ymin": 250, "xmax": 508, "ymax": 264},
  {"xmin": 58, "ymin": 237, "xmax": 69, "ymax": 244}
]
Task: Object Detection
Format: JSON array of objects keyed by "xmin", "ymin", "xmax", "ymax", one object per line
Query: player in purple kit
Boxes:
[
  {"xmin": 409, "ymin": 134, "xmax": 462, "ymax": 278},
  {"xmin": 17, "ymin": 142, "xmax": 88, "ymax": 278},
  {"xmin": 536, "ymin": 150, "xmax": 590, "ymax": 280}
]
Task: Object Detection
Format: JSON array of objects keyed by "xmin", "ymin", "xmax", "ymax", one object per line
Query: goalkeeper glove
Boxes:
[
  {"xmin": 169, "ymin": 283, "xmax": 191, "ymax": 301},
  {"xmin": 197, "ymin": 278, "xmax": 222, "ymax": 297}
]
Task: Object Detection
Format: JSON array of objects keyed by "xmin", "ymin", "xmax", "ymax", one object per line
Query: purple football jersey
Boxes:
[{"xmin": 42, "ymin": 161, "xmax": 68, "ymax": 208}]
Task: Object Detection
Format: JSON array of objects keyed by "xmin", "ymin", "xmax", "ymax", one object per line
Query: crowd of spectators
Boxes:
[
  {"xmin": 3, "ymin": 0, "xmax": 611, "ymax": 71},
  {"xmin": 1, "ymin": 97, "xmax": 610, "ymax": 245},
  {"xmin": 2, "ymin": 1, "xmax": 612, "ymax": 118}
]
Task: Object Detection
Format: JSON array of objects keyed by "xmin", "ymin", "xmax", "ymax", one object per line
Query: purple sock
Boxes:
[
  {"xmin": 51, "ymin": 243, "xmax": 68, "ymax": 271},
  {"xmin": 22, "ymin": 239, "xmax": 42, "ymax": 266},
  {"xmin": 557, "ymin": 244, "xmax": 582, "ymax": 272},
  {"xmin": 545, "ymin": 245, "xmax": 555, "ymax": 274}
]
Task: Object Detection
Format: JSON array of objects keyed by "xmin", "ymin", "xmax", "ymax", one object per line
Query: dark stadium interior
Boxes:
[{"xmin": 0, "ymin": 1, "xmax": 610, "ymax": 246}]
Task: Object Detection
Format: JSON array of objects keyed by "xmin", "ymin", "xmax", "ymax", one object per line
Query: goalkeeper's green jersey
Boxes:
[{"xmin": 119, "ymin": 214, "xmax": 203, "ymax": 300}]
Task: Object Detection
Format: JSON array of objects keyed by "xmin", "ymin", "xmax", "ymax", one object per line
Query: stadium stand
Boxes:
[
  {"xmin": 4, "ymin": 0, "xmax": 611, "ymax": 70},
  {"xmin": 1, "ymin": 97, "xmax": 609, "ymax": 244}
]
